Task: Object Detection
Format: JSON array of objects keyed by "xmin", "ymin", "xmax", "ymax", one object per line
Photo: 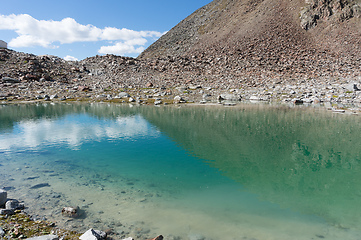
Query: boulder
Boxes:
[
  {"xmin": 0, "ymin": 189, "xmax": 7, "ymax": 207},
  {"xmin": 145, "ymin": 82, "xmax": 154, "ymax": 88},
  {"xmin": 249, "ymin": 95, "xmax": 261, "ymax": 101},
  {"xmin": 0, "ymin": 226, "xmax": 4, "ymax": 237},
  {"xmin": 188, "ymin": 85, "xmax": 201, "ymax": 90},
  {"xmin": 293, "ymin": 99, "xmax": 304, "ymax": 105},
  {"xmin": 1, "ymin": 77, "xmax": 20, "ymax": 83},
  {"xmin": 0, "ymin": 189, "xmax": 8, "ymax": 207},
  {"xmin": 118, "ymin": 92, "xmax": 130, "ymax": 98},
  {"xmin": 5, "ymin": 199, "xmax": 24, "ymax": 210},
  {"xmin": 0, "ymin": 208, "xmax": 14, "ymax": 215},
  {"xmin": 27, "ymin": 235, "xmax": 59, "ymax": 240},
  {"xmin": 344, "ymin": 83, "xmax": 359, "ymax": 92},
  {"xmin": 80, "ymin": 229, "xmax": 107, "ymax": 240},
  {"xmin": 219, "ymin": 94, "xmax": 241, "ymax": 101},
  {"xmin": 174, "ymin": 96, "xmax": 185, "ymax": 103}
]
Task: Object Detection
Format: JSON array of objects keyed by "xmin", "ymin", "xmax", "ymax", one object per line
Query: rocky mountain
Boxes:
[
  {"xmin": 139, "ymin": 0, "xmax": 361, "ymax": 79},
  {"xmin": 1, "ymin": 0, "xmax": 361, "ymax": 108}
]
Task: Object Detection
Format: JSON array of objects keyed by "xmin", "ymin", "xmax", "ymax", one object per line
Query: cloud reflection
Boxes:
[{"xmin": 0, "ymin": 115, "xmax": 160, "ymax": 151}]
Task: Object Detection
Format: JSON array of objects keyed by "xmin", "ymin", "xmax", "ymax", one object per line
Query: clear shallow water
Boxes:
[{"xmin": 0, "ymin": 103, "xmax": 361, "ymax": 240}]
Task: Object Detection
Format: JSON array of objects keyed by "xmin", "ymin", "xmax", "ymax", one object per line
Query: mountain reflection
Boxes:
[
  {"xmin": 138, "ymin": 105, "xmax": 361, "ymax": 228},
  {"xmin": 1, "ymin": 103, "xmax": 361, "ymax": 228}
]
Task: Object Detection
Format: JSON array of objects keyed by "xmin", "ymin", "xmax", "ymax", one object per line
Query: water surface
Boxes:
[{"xmin": 0, "ymin": 103, "xmax": 361, "ymax": 240}]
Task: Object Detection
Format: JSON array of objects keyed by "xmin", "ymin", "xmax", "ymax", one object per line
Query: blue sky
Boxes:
[{"xmin": 0, "ymin": 0, "xmax": 212, "ymax": 60}]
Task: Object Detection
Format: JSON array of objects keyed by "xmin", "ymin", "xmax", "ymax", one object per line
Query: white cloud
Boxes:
[
  {"xmin": 64, "ymin": 55, "xmax": 79, "ymax": 61},
  {"xmin": 0, "ymin": 115, "xmax": 160, "ymax": 151},
  {"xmin": 98, "ymin": 38, "xmax": 148, "ymax": 55},
  {"xmin": 0, "ymin": 14, "xmax": 163, "ymax": 55}
]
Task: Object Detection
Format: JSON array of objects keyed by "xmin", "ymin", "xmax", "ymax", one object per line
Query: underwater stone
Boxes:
[
  {"xmin": 30, "ymin": 183, "xmax": 50, "ymax": 189},
  {"xmin": 0, "ymin": 189, "xmax": 7, "ymax": 207},
  {"xmin": 148, "ymin": 235, "xmax": 164, "ymax": 240},
  {"xmin": 61, "ymin": 206, "xmax": 79, "ymax": 218},
  {"xmin": 188, "ymin": 234, "xmax": 206, "ymax": 240}
]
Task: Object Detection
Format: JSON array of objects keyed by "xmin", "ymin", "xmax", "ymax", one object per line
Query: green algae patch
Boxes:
[{"xmin": 0, "ymin": 211, "xmax": 81, "ymax": 239}]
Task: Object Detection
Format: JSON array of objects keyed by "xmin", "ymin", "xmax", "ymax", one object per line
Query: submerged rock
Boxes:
[
  {"xmin": 61, "ymin": 206, "xmax": 79, "ymax": 218},
  {"xmin": 30, "ymin": 183, "xmax": 50, "ymax": 189},
  {"xmin": 148, "ymin": 235, "xmax": 164, "ymax": 240}
]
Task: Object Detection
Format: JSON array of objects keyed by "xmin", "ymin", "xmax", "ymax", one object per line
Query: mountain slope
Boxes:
[{"xmin": 139, "ymin": 0, "xmax": 361, "ymax": 78}]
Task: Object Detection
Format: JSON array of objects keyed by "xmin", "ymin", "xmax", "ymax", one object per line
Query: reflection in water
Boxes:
[
  {"xmin": 0, "ymin": 114, "xmax": 159, "ymax": 150},
  {"xmin": 1, "ymin": 103, "xmax": 361, "ymax": 236},
  {"xmin": 139, "ymin": 105, "xmax": 361, "ymax": 228}
]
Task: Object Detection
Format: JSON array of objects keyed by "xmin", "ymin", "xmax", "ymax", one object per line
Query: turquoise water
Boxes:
[{"xmin": 1, "ymin": 103, "xmax": 361, "ymax": 240}]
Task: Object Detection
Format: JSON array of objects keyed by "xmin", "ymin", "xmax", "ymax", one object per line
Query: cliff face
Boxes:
[{"xmin": 139, "ymin": 0, "xmax": 361, "ymax": 68}]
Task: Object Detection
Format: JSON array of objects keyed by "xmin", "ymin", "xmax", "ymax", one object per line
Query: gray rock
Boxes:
[
  {"xmin": 5, "ymin": 199, "xmax": 24, "ymax": 210},
  {"xmin": 122, "ymin": 238, "xmax": 134, "ymax": 240},
  {"xmin": 0, "ymin": 226, "xmax": 5, "ymax": 237},
  {"xmin": 219, "ymin": 93, "xmax": 241, "ymax": 101},
  {"xmin": 188, "ymin": 85, "xmax": 201, "ymax": 90},
  {"xmin": 118, "ymin": 92, "xmax": 130, "ymax": 98},
  {"xmin": 50, "ymin": 94, "xmax": 58, "ymax": 100},
  {"xmin": 0, "ymin": 189, "xmax": 7, "ymax": 206},
  {"xmin": 27, "ymin": 235, "xmax": 59, "ymax": 240},
  {"xmin": 30, "ymin": 183, "xmax": 50, "ymax": 189},
  {"xmin": 0, "ymin": 208, "xmax": 14, "ymax": 215},
  {"xmin": 80, "ymin": 229, "xmax": 106, "ymax": 240},
  {"xmin": 154, "ymin": 100, "xmax": 162, "ymax": 105},
  {"xmin": 344, "ymin": 83, "xmax": 359, "ymax": 92},
  {"xmin": 1, "ymin": 77, "xmax": 20, "ymax": 83},
  {"xmin": 249, "ymin": 95, "xmax": 261, "ymax": 101},
  {"xmin": 174, "ymin": 96, "xmax": 185, "ymax": 103},
  {"xmin": 94, "ymin": 230, "xmax": 107, "ymax": 239},
  {"xmin": 61, "ymin": 206, "xmax": 79, "ymax": 218}
]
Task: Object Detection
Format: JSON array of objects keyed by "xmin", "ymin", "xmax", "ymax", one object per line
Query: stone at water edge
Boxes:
[
  {"xmin": 174, "ymin": 96, "xmax": 185, "ymax": 103},
  {"xmin": 27, "ymin": 235, "xmax": 59, "ymax": 240},
  {"xmin": 0, "ymin": 208, "xmax": 14, "ymax": 215},
  {"xmin": 79, "ymin": 228, "xmax": 107, "ymax": 240},
  {"xmin": 5, "ymin": 199, "xmax": 25, "ymax": 210},
  {"xmin": 0, "ymin": 189, "xmax": 7, "ymax": 207},
  {"xmin": 118, "ymin": 92, "xmax": 130, "ymax": 98},
  {"xmin": 219, "ymin": 93, "xmax": 242, "ymax": 101},
  {"xmin": 122, "ymin": 238, "xmax": 134, "ymax": 240}
]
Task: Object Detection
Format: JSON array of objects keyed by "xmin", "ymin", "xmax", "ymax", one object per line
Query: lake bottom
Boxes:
[{"xmin": 1, "ymin": 150, "xmax": 360, "ymax": 240}]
